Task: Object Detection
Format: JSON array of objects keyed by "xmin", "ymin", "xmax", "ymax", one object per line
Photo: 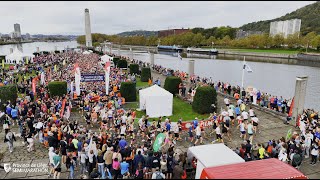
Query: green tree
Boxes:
[
  {"xmin": 272, "ymin": 34, "xmax": 285, "ymax": 48},
  {"xmin": 285, "ymin": 32, "xmax": 301, "ymax": 48},
  {"xmin": 302, "ymin": 31, "xmax": 317, "ymax": 52}
]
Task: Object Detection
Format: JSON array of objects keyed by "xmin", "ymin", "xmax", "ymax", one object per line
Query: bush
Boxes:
[
  {"xmin": 48, "ymin": 81, "xmax": 67, "ymax": 97},
  {"xmin": 120, "ymin": 82, "xmax": 136, "ymax": 102},
  {"xmin": 164, "ymin": 76, "xmax": 182, "ymax": 95},
  {"xmin": 129, "ymin": 64, "xmax": 139, "ymax": 75},
  {"xmin": 0, "ymin": 85, "xmax": 18, "ymax": 110},
  {"xmin": 141, "ymin": 67, "xmax": 151, "ymax": 82},
  {"xmin": 54, "ymin": 50, "xmax": 60, "ymax": 54},
  {"xmin": 117, "ymin": 59, "xmax": 128, "ymax": 68},
  {"xmin": 192, "ymin": 86, "xmax": 217, "ymax": 114},
  {"xmin": 42, "ymin": 51, "xmax": 49, "ymax": 55},
  {"xmin": 113, "ymin": 57, "xmax": 120, "ymax": 66}
]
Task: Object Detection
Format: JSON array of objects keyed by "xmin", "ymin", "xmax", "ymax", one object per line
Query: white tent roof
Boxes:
[
  {"xmin": 82, "ymin": 51, "xmax": 91, "ymax": 54},
  {"xmin": 187, "ymin": 144, "xmax": 245, "ymax": 179},
  {"xmin": 5, "ymin": 47, "xmax": 34, "ymax": 64},
  {"xmin": 101, "ymin": 54, "xmax": 113, "ymax": 62},
  {"xmin": 139, "ymin": 85, "xmax": 173, "ymax": 118}
]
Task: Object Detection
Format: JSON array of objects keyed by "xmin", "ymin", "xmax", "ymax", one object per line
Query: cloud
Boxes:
[{"xmin": 0, "ymin": 1, "xmax": 315, "ymax": 35}]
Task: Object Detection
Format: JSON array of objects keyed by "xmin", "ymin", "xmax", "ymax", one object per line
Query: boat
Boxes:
[
  {"xmin": 187, "ymin": 47, "xmax": 218, "ymax": 55},
  {"xmin": 157, "ymin": 45, "xmax": 183, "ymax": 53}
]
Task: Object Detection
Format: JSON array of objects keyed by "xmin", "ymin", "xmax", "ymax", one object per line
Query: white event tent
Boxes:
[
  {"xmin": 187, "ymin": 144, "xmax": 245, "ymax": 179},
  {"xmin": 139, "ymin": 85, "xmax": 173, "ymax": 118},
  {"xmin": 82, "ymin": 51, "xmax": 91, "ymax": 55},
  {"xmin": 101, "ymin": 54, "xmax": 113, "ymax": 63},
  {"xmin": 5, "ymin": 48, "xmax": 34, "ymax": 64}
]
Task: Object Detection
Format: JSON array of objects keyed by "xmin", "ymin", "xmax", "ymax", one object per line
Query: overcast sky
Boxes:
[{"xmin": 0, "ymin": 1, "xmax": 316, "ymax": 35}]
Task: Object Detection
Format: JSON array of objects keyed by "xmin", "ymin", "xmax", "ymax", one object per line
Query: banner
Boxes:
[
  {"xmin": 40, "ymin": 71, "xmax": 45, "ymax": 85},
  {"xmin": 288, "ymin": 97, "xmax": 294, "ymax": 117},
  {"xmin": 54, "ymin": 64, "xmax": 57, "ymax": 72},
  {"xmin": 74, "ymin": 63, "xmax": 81, "ymax": 96},
  {"xmin": 70, "ymin": 81, "xmax": 74, "ymax": 99},
  {"xmin": 32, "ymin": 77, "xmax": 39, "ymax": 95},
  {"xmin": 26, "ymin": 57, "xmax": 28, "ymax": 65},
  {"xmin": 104, "ymin": 62, "xmax": 111, "ymax": 95},
  {"xmin": 2, "ymin": 60, "xmax": 4, "ymax": 69},
  {"xmin": 180, "ymin": 118, "xmax": 215, "ymax": 131},
  {"xmin": 60, "ymin": 99, "xmax": 66, "ymax": 117},
  {"xmin": 80, "ymin": 74, "xmax": 105, "ymax": 82}
]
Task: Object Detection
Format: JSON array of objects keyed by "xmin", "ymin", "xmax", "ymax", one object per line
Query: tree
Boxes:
[
  {"xmin": 120, "ymin": 82, "xmax": 136, "ymax": 102},
  {"xmin": 311, "ymin": 35, "xmax": 320, "ymax": 50},
  {"xmin": 302, "ymin": 31, "xmax": 317, "ymax": 52},
  {"xmin": 285, "ymin": 33, "xmax": 301, "ymax": 48},
  {"xmin": 272, "ymin": 34, "xmax": 285, "ymax": 48},
  {"xmin": 164, "ymin": 76, "xmax": 182, "ymax": 95},
  {"xmin": 192, "ymin": 86, "xmax": 217, "ymax": 114}
]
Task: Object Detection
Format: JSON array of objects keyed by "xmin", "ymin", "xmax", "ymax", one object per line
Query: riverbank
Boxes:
[{"xmin": 0, "ymin": 41, "xmax": 33, "ymax": 45}]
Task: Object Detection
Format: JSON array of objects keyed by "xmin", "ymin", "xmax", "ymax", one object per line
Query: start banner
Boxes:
[
  {"xmin": 80, "ymin": 74, "xmax": 105, "ymax": 82},
  {"xmin": 180, "ymin": 118, "xmax": 215, "ymax": 131}
]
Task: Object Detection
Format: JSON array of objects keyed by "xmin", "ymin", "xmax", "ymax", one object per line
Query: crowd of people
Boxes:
[{"xmin": 1, "ymin": 50, "xmax": 319, "ymax": 179}]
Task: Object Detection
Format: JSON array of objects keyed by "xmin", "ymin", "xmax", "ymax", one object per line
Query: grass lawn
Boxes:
[
  {"xmin": 123, "ymin": 96, "xmax": 210, "ymax": 122},
  {"xmin": 136, "ymin": 77, "xmax": 149, "ymax": 88},
  {"xmin": 225, "ymin": 48, "xmax": 299, "ymax": 55}
]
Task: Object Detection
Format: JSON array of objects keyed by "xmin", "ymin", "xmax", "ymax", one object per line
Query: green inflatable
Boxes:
[{"xmin": 153, "ymin": 133, "xmax": 166, "ymax": 152}]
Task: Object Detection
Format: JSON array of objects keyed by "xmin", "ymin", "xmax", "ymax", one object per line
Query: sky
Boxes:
[{"xmin": 0, "ymin": 1, "xmax": 316, "ymax": 35}]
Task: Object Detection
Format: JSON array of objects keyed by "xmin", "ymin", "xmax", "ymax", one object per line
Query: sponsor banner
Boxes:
[
  {"xmin": 181, "ymin": 119, "xmax": 215, "ymax": 131},
  {"xmin": 80, "ymin": 74, "xmax": 105, "ymax": 82}
]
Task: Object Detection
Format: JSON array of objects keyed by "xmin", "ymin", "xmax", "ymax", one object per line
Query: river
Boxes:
[{"xmin": 0, "ymin": 41, "xmax": 319, "ymax": 111}]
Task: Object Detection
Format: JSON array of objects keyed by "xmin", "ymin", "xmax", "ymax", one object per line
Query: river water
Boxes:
[{"xmin": 0, "ymin": 41, "xmax": 319, "ymax": 111}]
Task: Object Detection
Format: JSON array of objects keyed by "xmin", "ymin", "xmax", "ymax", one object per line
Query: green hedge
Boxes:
[
  {"xmin": 129, "ymin": 64, "xmax": 139, "ymax": 74},
  {"xmin": 48, "ymin": 81, "xmax": 67, "ymax": 97},
  {"xmin": 33, "ymin": 52, "xmax": 40, "ymax": 56},
  {"xmin": 42, "ymin": 51, "xmax": 49, "ymax": 55},
  {"xmin": 54, "ymin": 50, "xmax": 60, "ymax": 54},
  {"xmin": 120, "ymin": 82, "xmax": 136, "ymax": 102},
  {"xmin": 113, "ymin": 57, "xmax": 120, "ymax": 67},
  {"xmin": 141, "ymin": 67, "xmax": 151, "ymax": 82},
  {"xmin": 192, "ymin": 86, "xmax": 217, "ymax": 114},
  {"xmin": 117, "ymin": 59, "xmax": 128, "ymax": 68},
  {"xmin": 164, "ymin": 76, "xmax": 182, "ymax": 95},
  {"xmin": 0, "ymin": 85, "xmax": 18, "ymax": 110}
]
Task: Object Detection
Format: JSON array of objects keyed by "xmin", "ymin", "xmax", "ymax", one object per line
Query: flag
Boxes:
[
  {"xmin": 2, "ymin": 60, "xmax": 4, "ymax": 68},
  {"xmin": 178, "ymin": 53, "xmax": 182, "ymax": 60},
  {"xmin": 104, "ymin": 61, "xmax": 111, "ymax": 95},
  {"xmin": 26, "ymin": 57, "xmax": 28, "ymax": 65},
  {"xmin": 286, "ymin": 128, "xmax": 292, "ymax": 141},
  {"xmin": 288, "ymin": 97, "xmax": 294, "ymax": 117},
  {"xmin": 40, "ymin": 71, "xmax": 45, "ymax": 85},
  {"xmin": 70, "ymin": 81, "xmax": 74, "ymax": 99},
  {"xmin": 54, "ymin": 65, "xmax": 57, "ymax": 72},
  {"xmin": 87, "ymin": 137, "xmax": 98, "ymax": 156},
  {"xmin": 243, "ymin": 63, "xmax": 253, "ymax": 73},
  {"xmin": 74, "ymin": 63, "xmax": 81, "ymax": 96}
]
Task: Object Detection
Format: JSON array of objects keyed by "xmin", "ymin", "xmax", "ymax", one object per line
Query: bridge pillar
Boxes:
[
  {"xmin": 149, "ymin": 52, "xmax": 154, "ymax": 66},
  {"xmin": 188, "ymin": 60, "xmax": 195, "ymax": 81},
  {"xmin": 292, "ymin": 76, "xmax": 308, "ymax": 124}
]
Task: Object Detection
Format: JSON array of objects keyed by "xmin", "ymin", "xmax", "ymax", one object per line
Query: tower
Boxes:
[{"xmin": 84, "ymin": 8, "xmax": 92, "ymax": 47}]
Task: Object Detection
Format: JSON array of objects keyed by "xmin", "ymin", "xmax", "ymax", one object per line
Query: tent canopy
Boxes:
[
  {"xmin": 101, "ymin": 54, "xmax": 113, "ymax": 63},
  {"xmin": 139, "ymin": 85, "xmax": 173, "ymax": 118},
  {"xmin": 5, "ymin": 48, "xmax": 34, "ymax": 64},
  {"xmin": 82, "ymin": 51, "xmax": 91, "ymax": 55},
  {"xmin": 187, "ymin": 143, "xmax": 245, "ymax": 179}
]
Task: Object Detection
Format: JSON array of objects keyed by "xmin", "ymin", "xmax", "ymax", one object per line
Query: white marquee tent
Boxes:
[
  {"xmin": 187, "ymin": 144, "xmax": 245, "ymax": 179},
  {"xmin": 139, "ymin": 85, "xmax": 173, "ymax": 118},
  {"xmin": 5, "ymin": 48, "xmax": 34, "ymax": 64},
  {"xmin": 82, "ymin": 51, "xmax": 91, "ymax": 55},
  {"xmin": 101, "ymin": 54, "xmax": 113, "ymax": 63}
]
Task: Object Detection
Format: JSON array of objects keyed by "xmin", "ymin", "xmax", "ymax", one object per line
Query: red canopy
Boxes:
[{"xmin": 200, "ymin": 158, "xmax": 307, "ymax": 179}]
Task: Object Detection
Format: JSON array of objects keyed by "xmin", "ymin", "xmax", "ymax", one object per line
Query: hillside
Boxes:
[
  {"xmin": 117, "ymin": 30, "xmax": 158, "ymax": 37},
  {"xmin": 240, "ymin": 1, "xmax": 320, "ymax": 35}
]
